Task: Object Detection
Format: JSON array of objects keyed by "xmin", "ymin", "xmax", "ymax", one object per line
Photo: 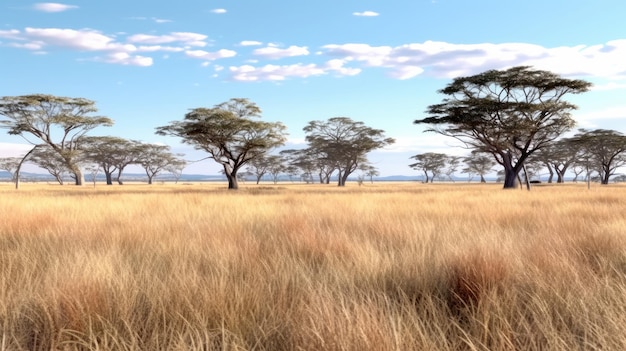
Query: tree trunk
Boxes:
[
  {"xmin": 601, "ymin": 170, "xmax": 610, "ymax": 185},
  {"xmin": 117, "ymin": 169, "xmax": 125, "ymax": 185},
  {"xmin": 423, "ymin": 170, "xmax": 429, "ymax": 183},
  {"xmin": 105, "ymin": 172, "xmax": 113, "ymax": 185},
  {"xmin": 15, "ymin": 146, "xmax": 39, "ymax": 190},
  {"xmin": 547, "ymin": 167, "xmax": 554, "ymax": 183},
  {"xmin": 555, "ymin": 170, "xmax": 564, "ymax": 183},
  {"xmin": 480, "ymin": 174, "xmax": 486, "ymax": 183},
  {"xmin": 225, "ymin": 167, "xmax": 239, "ymax": 189},
  {"xmin": 256, "ymin": 175, "xmax": 261, "ymax": 185},
  {"xmin": 338, "ymin": 171, "xmax": 350, "ymax": 187},
  {"xmin": 72, "ymin": 168, "xmax": 84, "ymax": 186},
  {"xmin": 502, "ymin": 166, "xmax": 518, "ymax": 189}
]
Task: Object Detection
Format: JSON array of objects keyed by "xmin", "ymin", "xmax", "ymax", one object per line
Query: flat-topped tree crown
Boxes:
[
  {"xmin": 156, "ymin": 98, "xmax": 287, "ymax": 190},
  {"xmin": 415, "ymin": 66, "xmax": 591, "ymax": 189},
  {"xmin": 0, "ymin": 94, "xmax": 113, "ymax": 186}
]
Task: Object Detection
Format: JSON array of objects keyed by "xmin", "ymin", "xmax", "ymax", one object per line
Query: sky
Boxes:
[{"xmin": 1, "ymin": 0, "xmax": 626, "ymax": 177}]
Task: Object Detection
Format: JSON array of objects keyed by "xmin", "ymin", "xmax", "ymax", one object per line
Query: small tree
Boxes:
[
  {"xmin": 358, "ymin": 163, "xmax": 380, "ymax": 184},
  {"xmin": 28, "ymin": 146, "xmax": 70, "ymax": 185},
  {"xmin": 165, "ymin": 160, "xmax": 187, "ymax": 184},
  {"xmin": 409, "ymin": 152, "xmax": 448, "ymax": 183},
  {"xmin": 570, "ymin": 129, "xmax": 626, "ymax": 185},
  {"xmin": 414, "ymin": 66, "xmax": 591, "ymax": 189},
  {"xmin": 267, "ymin": 155, "xmax": 286, "ymax": 184},
  {"xmin": 0, "ymin": 94, "xmax": 113, "ymax": 186},
  {"xmin": 0, "ymin": 157, "xmax": 21, "ymax": 182},
  {"xmin": 137, "ymin": 144, "xmax": 185, "ymax": 185},
  {"xmin": 462, "ymin": 152, "xmax": 495, "ymax": 183},
  {"xmin": 246, "ymin": 156, "xmax": 271, "ymax": 184},
  {"xmin": 156, "ymin": 98, "xmax": 287, "ymax": 190},
  {"xmin": 304, "ymin": 117, "xmax": 394, "ymax": 186}
]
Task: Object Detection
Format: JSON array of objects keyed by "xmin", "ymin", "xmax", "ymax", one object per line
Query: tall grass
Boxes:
[{"xmin": 1, "ymin": 182, "xmax": 626, "ymax": 350}]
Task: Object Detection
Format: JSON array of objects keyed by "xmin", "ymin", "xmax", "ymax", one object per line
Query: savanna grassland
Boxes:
[{"xmin": 1, "ymin": 181, "xmax": 626, "ymax": 350}]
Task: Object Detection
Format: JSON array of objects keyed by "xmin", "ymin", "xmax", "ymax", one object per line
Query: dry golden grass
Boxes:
[{"xmin": 1, "ymin": 181, "xmax": 626, "ymax": 350}]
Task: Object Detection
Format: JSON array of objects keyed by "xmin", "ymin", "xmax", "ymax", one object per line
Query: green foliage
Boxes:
[
  {"xmin": 303, "ymin": 117, "xmax": 394, "ymax": 186},
  {"xmin": 415, "ymin": 66, "xmax": 591, "ymax": 188},
  {"xmin": 156, "ymin": 98, "xmax": 287, "ymax": 189}
]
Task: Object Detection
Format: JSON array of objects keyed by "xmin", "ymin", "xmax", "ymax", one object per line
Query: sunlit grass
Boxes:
[{"xmin": 1, "ymin": 181, "xmax": 626, "ymax": 350}]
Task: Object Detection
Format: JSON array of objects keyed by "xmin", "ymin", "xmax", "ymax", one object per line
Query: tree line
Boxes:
[{"xmin": 1, "ymin": 66, "xmax": 626, "ymax": 190}]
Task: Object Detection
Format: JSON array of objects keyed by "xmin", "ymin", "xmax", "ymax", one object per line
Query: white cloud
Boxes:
[
  {"xmin": 322, "ymin": 40, "xmax": 626, "ymax": 80},
  {"xmin": 576, "ymin": 106, "xmax": 626, "ymax": 125},
  {"xmin": 211, "ymin": 9, "xmax": 227, "ymax": 14},
  {"xmin": 101, "ymin": 52, "xmax": 153, "ymax": 66},
  {"xmin": 591, "ymin": 82, "xmax": 626, "ymax": 91},
  {"xmin": 239, "ymin": 40, "xmax": 263, "ymax": 46},
  {"xmin": 153, "ymin": 18, "xmax": 173, "ymax": 24},
  {"xmin": 253, "ymin": 45, "xmax": 309, "ymax": 59},
  {"xmin": 353, "ymin": 11, "xmax": 379, "ymax": 17},
  {"xmin": 185, "ymin": 49, "xmax": 237, "ymax": 60},
  {"xmin": 229, "ymin": 63, "xmax": 327, "ymax": 81},
  {"xmin": 127, "ymin": 32, "xmax": 207, "ymax": 47},
  {"xmin": 33, "ymin": 3, "xmax": 78, "ymax": 13},
  {"xmin": 0, "ymin": 143, "xmax": 35, "ymax": 158},
  {"xmin": 0, "ymin": 27, "xmax": 211, "ymax": 66}
]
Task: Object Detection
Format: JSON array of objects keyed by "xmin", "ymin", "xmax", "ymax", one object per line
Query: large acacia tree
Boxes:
[
  {"xmin": 304, "ymin": 117, "xmax": 394, "ymax": 186},
  {"xmin": 156, "ymin": 98, "xmax": 287, "ymax": 189},
  {"xmin": 414, "ymin": 66, "xmax": 591, "ymax": 189},
  {"xmin": 0, "ymin": 94, "xmax": 113, "ymax": 186}
]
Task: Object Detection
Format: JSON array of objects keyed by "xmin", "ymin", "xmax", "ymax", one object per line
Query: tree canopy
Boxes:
[
  {"xmin": 304, "ymin": 117, "xmax": 394, "ymax": 186},
  {"xmin": 0, "ymin": 94, "xmax": 113, "ymax": 185},
  {"xmin": 414, "ymin": 66, "xmax": 591, "ymax": 189},
  {"xmin": 156, "ymin": 98, "xmax": 287, "ymax": 189}
]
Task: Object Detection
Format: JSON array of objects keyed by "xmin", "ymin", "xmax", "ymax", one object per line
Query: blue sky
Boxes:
[{"xmin": 1, "ymin": 0, "xmax": 626, "ymax": 177}]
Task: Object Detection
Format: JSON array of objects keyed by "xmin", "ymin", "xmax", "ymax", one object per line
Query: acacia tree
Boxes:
[
  {"xmin": 80, "ymin": 136, "xmax": 132, "ymax": 185},
  {"xmin": 137, "ymin": 144, "xmax": 185, "ymax": 185},
  {"xmin": 414, "ymin": 66, "xmax": 591, "ymax": 189},
  {"xmin": 156, "ymin": 98, "xmax": 287, "ymax": 190},
  {"xmin": 358, "ymin": 163, "xmax": 380, "ymax": 184},
  {"xmin": 246, "ymin": 155, "xmax": 271, "ymax": 184},
  {"xmin": 409, "ymin": 152, "xmax": 448, "ymax": 183},
  {"xmin": 0, "ymin": 94, "xmax": 113, "ymax": 186},
  {"xmin": 280, "ymin": 149, "xmax": 316, "ymax": 183},
  {"xmin": 304, "ymin": 117, "xmax": 394, "ymax": 186},
  {"xmin": 462, "ymin": 152, "xmax": 495, "ymax": 183},
  {"xmin": 28, "ymin": 146, "xmax": 70, "ymax": 185},
  {"xmin": 531, "ymin": 138, "xmax": 580, "ymax": 183},
  {"xmin": 570, "ymin": 129, "xmax": 626, "ymax": 184},
  {"xmin": 0, "ymin": 157, "xmax": 21, "ymax": 182}
]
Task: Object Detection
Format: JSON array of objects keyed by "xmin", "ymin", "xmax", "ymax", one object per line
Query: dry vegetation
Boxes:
[{"xmin": 1, "ymin": 181, "xmax": 626, "ymax": 350}]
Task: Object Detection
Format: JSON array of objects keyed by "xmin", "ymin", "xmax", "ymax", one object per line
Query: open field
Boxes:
[{"xmin": 1, "ymin": 182, "xmax": 626, "ymax": 350}]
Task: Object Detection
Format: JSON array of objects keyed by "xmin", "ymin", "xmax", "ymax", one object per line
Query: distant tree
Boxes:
[
  {"xmin": 246, "ymin": 155, "xmax": 271, "ymax": 184},
  {"xmin": 531, "ymin": 138, "xmax": 580, "ymax": 183},
  {"xmin": 84, "ymin": 164, "xmax": 100, "ymax": 188},
  {"xmin": 409, "ymin": 152, "xmax": 448, "ymax": 183},
  {"xmin": 0, "ymin": 94, "xmax": 113, "ymax": 186},
  {"xmin": 462, "ymin": 152, "xmax": 495, "ymax": 183},
  {"xmin": 28, "ymin": 146, "xmax": 70, "ymax": 185},
  {"xmin": 137, "ymin": 144, "xmax": 185, "ymax": 185},
  {"xmin": 570, "ymin": 129, "xmax": 626, "ymax": 185},
  {"xmin": 0, "ymin": 157, "xmax": 21, "ymax": 182},
  {"xmin": 266, "ymin": 155, "xmax": 286, "ymax": 184},
  {"xmin": 304, "ymin": 117, "xmax": 394, "ymax": 186},
  {"xmin": 414, "ymin": 66, "xmax": 591, "ymax": 189},
  {"xmin": 443, "ymin": 156, "xmax": 461, "ymax": 182},
  {"xmin": 358, "ymin": 163, "xmax": 380, "ymax": 184},
  {"xmin": 79, "ymin": 136, "xmax": 143, "ymax": 185},
  {"xmin": 156, "ymin": 98, "xmax": 287, "ymax": 189},
  {"xmin": 280, "ymin": 149, "xmax": 318, "ymax": 184},
  {"xmin": 165, "ymin": 160, "xmax": 186, "ymax": 184}
]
